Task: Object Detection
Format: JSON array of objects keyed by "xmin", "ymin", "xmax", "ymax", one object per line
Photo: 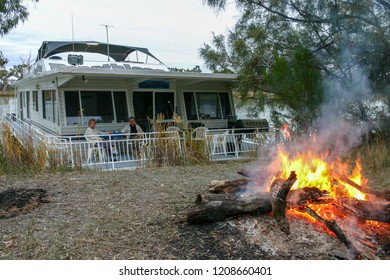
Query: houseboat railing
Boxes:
[{"xmin": 2, "ymin": 115, "xmax": 284, "ymax": 170}]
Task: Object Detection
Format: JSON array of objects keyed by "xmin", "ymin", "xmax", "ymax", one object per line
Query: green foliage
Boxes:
[
  {"xmin": 263, "ymin": 48, "xmax": 324, "ymax": 128},
  {"xmin": 169, "ymin": 65, "xmax": 202, "ymax": 72},
  {"xmin": 201, "ymin": 0, "xmax": 390, "ymax": 131},
  {"xmin": 0, "ymin": 0, "xmax": 39, "ymax": 37}
]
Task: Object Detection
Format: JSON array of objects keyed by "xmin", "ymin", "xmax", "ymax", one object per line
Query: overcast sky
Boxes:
[{"xmin": 1, "ymin": 0, "xmax": 238, "ymax": 71}]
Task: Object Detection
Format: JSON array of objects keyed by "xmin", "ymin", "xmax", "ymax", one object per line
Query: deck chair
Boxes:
[
  {"xmin": 166, "ymin": 126, "xmax": 181, "ymax": 133},
  {"xmin": 211, "ymin": 130, "xmax": 229, "ymax": 155},
  {"xmin": 86, "ymin": 141, "xmax": 107, "ymax": 163},
  {"xmin": 192, "ymin": 127, "xmax": 208, "ymax": 140}
]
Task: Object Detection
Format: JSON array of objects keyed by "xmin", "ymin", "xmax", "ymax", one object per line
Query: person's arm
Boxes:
[
  {"xmin": 121, "ymin": 125, "xmax": 130, "ymax": 139},
  {"xmin": 85, "ymin": 128, "xmax": 103, "ymax": 142}
]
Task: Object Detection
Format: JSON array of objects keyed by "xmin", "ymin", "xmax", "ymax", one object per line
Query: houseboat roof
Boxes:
[
  {"xmin": 36, "ymin": 41, "xmax": 163, "ymax": 63},
  {"xmin": 15, "ymin": 66, "xmax": 239, "ymax": 88},
  {"xmin": 15, "ymin": 40, "xmax": 238, "ymax": 87}
]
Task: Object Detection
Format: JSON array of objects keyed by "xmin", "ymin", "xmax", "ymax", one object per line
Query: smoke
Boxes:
[
  {"xmin": 310, "ymin": 63, "xmax": 373, "ymax": 159},
  {"xmin": 245, "ymin": 52, "xmax": 375, "ymax": 186}
]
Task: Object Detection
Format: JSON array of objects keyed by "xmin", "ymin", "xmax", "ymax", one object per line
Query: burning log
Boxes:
[
  {"xmin": 289, "ymin": 187, "xmax": 333, "ymax": 205},
  {"xmin": 270, "ymin": 171, "xmax": 297, "ymax": 234},
  {"xmin": 336, "ymin": 198, "xmax": 390, "ymax": 223},
  {"xmin": 302, "ymin": 206, "xmax": 361, "ymax": 259},
  {"xmin": 187, "ymin": 177, "xmax": 389, "ymax": 225},
  {"xmin": 187, "ymin": 179, "xmax": 335, "ymax": 224}
]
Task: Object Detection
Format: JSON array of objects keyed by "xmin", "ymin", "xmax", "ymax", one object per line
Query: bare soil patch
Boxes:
[{"xmin": 0, "ymin": 160, "xmax": 389, "ymax": 260}]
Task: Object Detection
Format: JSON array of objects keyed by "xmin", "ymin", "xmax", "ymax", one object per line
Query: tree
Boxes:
[
  {"xmin": 0, "ymin": 52, "xmax": 33, "ymax": 94},
  {"xmin": 0, "ymin": 51, "xmax": 10, "ymax": 95},
  {"xmin": 201, "ymin": 0, "xmax": 390, "ymax": 130},
  {"xmin": 1, "ymin": 1, "xmax": 39, "ymax": 93},
  {"xmin": 0, "ymin": 0, "xmax": 39, "ymax": 37},
  {"xmin": 169, "ymin": 65, "xmax": 202, "ymax": 72}
]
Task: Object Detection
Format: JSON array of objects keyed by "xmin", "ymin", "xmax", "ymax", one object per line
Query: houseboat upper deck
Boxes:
[{"xmin": 14, "ymin": 40, "xmax": 242, "ymax": 136}]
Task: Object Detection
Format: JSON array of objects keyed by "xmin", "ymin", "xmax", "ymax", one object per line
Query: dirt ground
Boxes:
[{"xmin": 0, "ymin": 160, "xmax": 389, "ymax": 260}]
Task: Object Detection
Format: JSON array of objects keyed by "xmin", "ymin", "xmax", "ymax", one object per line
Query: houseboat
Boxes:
[
  {"xmin": 13, "ymin": 40, "xmax": 243, "ymax": 136},
  {"xmin": 5, "ymin": 41, "xmax": 274, "ymax": 169}
]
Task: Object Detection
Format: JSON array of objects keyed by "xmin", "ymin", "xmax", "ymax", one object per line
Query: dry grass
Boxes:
[
  {"xmin": 0, "ymin": 162, "xmax": 250, "ymax": 260},
  {"xmin": 357, "ymin": 138, "xmax": 390, "ymax": 174},
  {"xmin": 0, "ymin": 160, "xmax": 389, "ymax": 260},
  {"xmin": 0, "ymin": 124, "xmax": 73, "ymax": 174}
]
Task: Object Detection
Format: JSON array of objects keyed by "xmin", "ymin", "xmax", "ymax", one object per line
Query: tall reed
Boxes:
[
  {"xmin": 355, "ymin": 136, "xmax": 390, "ymax": 173},
  {"xmin": 0, "ymin": 123, "xmax": 71, "ymax": 173},
  {"xmin": 145, "ymin": 113, "xmax": 209, "ymax": 166}
]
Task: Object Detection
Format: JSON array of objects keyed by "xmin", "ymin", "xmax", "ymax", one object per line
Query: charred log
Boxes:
[
  {"xmin": 187, "ymin": 192, "xmax": 272, "ymax": 224},
  {"xmin": 270, "ymin": 171, "xmax": 297, "ymax": 235},
  {"xmin": 208, "ymin": 179, "xmax": 251, "ymax": 193},
  {"xmin": 187, "ymin": 174, "xmax": 390, "ymax": 226},
  {"xmin": 337, "ymin": 198, "xmax": 390, "ymax": 223},
  {"xmin": 288, "ymin": 187, "xmax": 332, "ymax": 205},
  {"xmin": 303, "ymin": 206, "xmax": 361, "ymax": 259}
]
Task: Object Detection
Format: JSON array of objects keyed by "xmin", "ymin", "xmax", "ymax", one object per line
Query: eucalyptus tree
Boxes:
[
  {"xmin": 0, "ymin": 0, "xmax": 39, "ymax": 37},
  {"xmin": 201, "ymin": 0, "xmax": 390, "ymax": 129},
  {"xmin": 0, "ymin": 1, "xmax": 38, "ymax": 93}
]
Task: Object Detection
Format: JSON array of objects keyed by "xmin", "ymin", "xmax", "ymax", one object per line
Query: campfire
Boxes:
[{"xmin": 187, "ymin": 134, "xmax": 390, "ymax": 259}]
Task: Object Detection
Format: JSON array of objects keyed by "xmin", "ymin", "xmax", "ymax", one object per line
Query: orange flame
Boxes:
[
  {"xmin": 280, "ymin": 124, "xmax": 291, "ymax": 140},
  {"xmin": 274, "ymin": 146, "xmax": 367, "ymax": 200}
]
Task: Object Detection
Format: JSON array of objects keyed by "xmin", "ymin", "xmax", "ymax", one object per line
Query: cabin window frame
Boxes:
[
  {"xmin": 32, "ymin": 90, "xmax": 39, "ymax": 111},
  {"xmin": 42, "ymin": 89, "xmax": 57, "ymax": 123},
  {"xmin": 132, "ymin": 90, "xmax": 175, "ymax": 119},
  {"xmin": 63, "ymin": 89, "xmax": 129, "ymax": 125},
  {"xmin": 183, "ymin": 91, "xmax": 232, "ymax": 121},
  {"xmin": 26, "ymin": 91, "xmax": 30, "ymax": 119}
]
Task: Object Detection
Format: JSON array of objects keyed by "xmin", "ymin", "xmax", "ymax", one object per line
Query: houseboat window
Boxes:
[
  {"xmin": 19, "ymin": 91, "xmax": 24, "ymax": 120},
  {"xmin": 183, "ymin": 92, "xmax": 231, "ymax": 120},
  {"xmin": 21, "ymin": 91, "xmax": 25, "ymax": 108},
  {"xmin": 155, "ymin": 92, "xmax": 174, "ymax": 119},
  {"xmin": 80, "ymin": 91, "xmax": 114, "ymax": 123},
  {"xmin": 133, "ymin": 91, "xmax": 153, "ymax": 121},
  {"xmin": 219, "ymin": 92, "xmax": 232, "ymax": 118},
  {"xmin": 32, "ymin": 90, "xmax": 38, "ymax": 111},
  {"xmin": 197, "ymin": 92, "xmax": 221, "ymax": 119},
  {"xmin": 42, "ymin": 90, "xmax": 56, "ymax": 123},
  {"xmin": 26, "ymin": 91, "xmax": 30, "ymax": 119},
  {"xmin": 113, "ymin": 91, "xmax": 128, "ymax": 123},
  {"xmin": 133, "ymin": 91, "xmax": 175, "ymax": 121},
  {"xmin": 65, "ymin": 91, "xmax": 81, "ymax": 117},
  {"xmin": 184, "ymin": 92, "xmax": 198, "ymax": 120},
  {"xmin": 65, "ymin": 90, "xmax": 127, "ymax": 125}
]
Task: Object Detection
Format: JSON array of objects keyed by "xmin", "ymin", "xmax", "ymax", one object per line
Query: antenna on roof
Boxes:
[
  {"xmin": 100, "ymin": 24, "xmax": 113, "ymax": 62},
  {"xmin": 71, "ymin": 13, "xmax": 75, "ymax": 54}
]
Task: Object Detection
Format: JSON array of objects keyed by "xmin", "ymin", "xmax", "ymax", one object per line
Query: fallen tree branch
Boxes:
[{"xmin": 303, "ymin": 206, "xmax": 361, "ymax": 259}]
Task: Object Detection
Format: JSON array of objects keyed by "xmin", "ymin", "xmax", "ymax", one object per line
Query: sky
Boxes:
[{"xmin": 1, "ymin": 0, "xmax": 239, "ymax": 71}]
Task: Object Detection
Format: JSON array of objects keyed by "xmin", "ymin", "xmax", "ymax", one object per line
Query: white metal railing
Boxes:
[
  {"xmin": 204, "ymin": 128, "xmax": 281, "ymax": 159},
  {"xmin": 1, "ymin": 115, "xmax": 284, "ymax": 170}
]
